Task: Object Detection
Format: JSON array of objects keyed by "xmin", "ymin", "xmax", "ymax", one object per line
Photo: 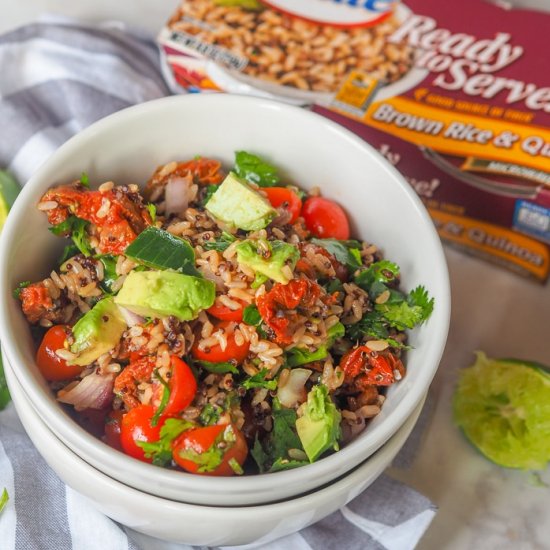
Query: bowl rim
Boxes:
[{"xmin": 0, "ymin": 93, "xmax": 451, "ymax": 498}]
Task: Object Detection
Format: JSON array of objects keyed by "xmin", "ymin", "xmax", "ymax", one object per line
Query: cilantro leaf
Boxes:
[
  {"xmin": 240, "ymin": 368, "xmax": 277, "ymax": 390},
  {"xmin": 234, "ymin": 151, "xmax": 280, "ymax": 187},
  {"xmin": 199, "ymin": 403, "xmax": 222, "ymax": 426},
  {"xmin": 269, "ymin": 402, "xmax": 303, "ymax": 464},
  {"xmin": 375, "ymin": 285, "xmax": 434, "ymax": 330},
  {"xmin": 269, "ymin": 458, "xmax": 308, "ymax": 472},
  {"xmin": 96, "ymin": 254, "xmax": 118, "ymax": 294},
  {"xmin": 286, "ymin": 346, "xmax": 327, "ymax": 367},
  {"xmin": 59, "ymin": 244, "xmax": 79, "ymax": 264},
  {"xmin": 80, "ymin": 172, "xmax": 90, "ymax": 188},
  {"xmin": 12, "ymin": 280, "xmax": 31, "ymax": 300},
  {"xmin": 310, "ymin": 238, "xmax": 362, "ymax": 270},
  {"xmin": 196, "ymin": 360, "xmax": 238, "ymax": 375},
  {"xmin": 203, "ymin": 232, "xmax": 236, "ymax": 252},
  {"xmin": 242, "ymin": 304, "xmax": 262, "ymax": 326},
  {"xmin": 354, "ymin": 260, "xmax": 400, "ymax": 292},
  {"xmin": 137, "ymin": 418, "xmax": 194, "ymax": 466},
  {"xmin": 250, "ymin": 434, "xmax": 268, "ymax": 473},
  {"xmin": 49, "ymin": 216, "xmax": 92, "ymax": 256}
]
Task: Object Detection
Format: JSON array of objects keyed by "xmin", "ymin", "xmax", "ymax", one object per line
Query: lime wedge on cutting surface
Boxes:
[{"xmin": 454, "ymin": 351, "xmax": 550, "ymax": 470}]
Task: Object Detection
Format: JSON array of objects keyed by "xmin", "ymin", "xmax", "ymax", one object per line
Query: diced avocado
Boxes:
[
  {"xmin": 70, "ymin": 297, "xmax": 127, "ymax": 366},
  {"xmin": 236, "ymin": 239, "xmax": 299, "ymax": 284},
  {"xmin": 205, "ymin": 172, "xmax": 277, "ymax": 231},
  {"xmin": 296, "ymin": 384, "xmax": 341, "ymax": 462},
  {"xmin": 114, "ymin": 271, "xmax": 215, "ymax": 321}
]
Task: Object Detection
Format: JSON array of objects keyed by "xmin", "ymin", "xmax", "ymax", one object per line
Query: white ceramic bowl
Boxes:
[
  {"xmin": 4, "ymin": 351, "xmax": 424, "ymax": 546},
  {"xmin": 0, "ymin": 94, "xmax": 450, "ymax": 506}
]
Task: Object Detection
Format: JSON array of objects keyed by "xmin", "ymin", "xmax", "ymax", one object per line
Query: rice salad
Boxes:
[{"xmin": 15, "ymin": 152, "xmax": 434, "ymax": 476}]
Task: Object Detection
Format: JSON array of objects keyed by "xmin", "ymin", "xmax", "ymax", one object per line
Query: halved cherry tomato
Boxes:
[
  {"xmin": 263, "ymin": 187, "xmax": 302, "ymax": 224},
  {"xmin": 104, "ymin": 409, "xmax": 124, "ymax": 451},
  {"xmin": 302, "ymin": 196, "xmax": 350, "ymax": 240},
  {"xmin": 172, "ymin": 423, "xmax": 248, "ymax": 476},
  {"xmin": 120, "ymin": 404, "xmax": 167, "ymax": 462},
  {"xmin": 191, "ymin": 321, "xmax": 250, "ymax": 364},
  {"xmin": 207, "ymin": 298, "xmax": 245, "ymax": 322},
  {"xmin": 161, "ymin": 356, "xmax": 197, "ymax": 417},
  {"xmin": 36, "ymin": 325, "xmax": 84, "ymax": 381}
]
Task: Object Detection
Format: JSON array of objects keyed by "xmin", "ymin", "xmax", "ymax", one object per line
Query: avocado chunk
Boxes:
[
  {"xmin": 70, "ymin": 297, "xmax": 127, "ymax": 366},
  {"xmin": 236, "ymin": 239, "xmax": 299, "ymax": 284},
  {"xmin": 296, "ymin": 384, "xmax": 341, "ymax": 462},
  {"xmin": 205, "ymin": 172, "xmax": 277, "ymax": 231},
  {"xmin": 114, "ymin": 271, "xmax": 215, "ymax": 321}
]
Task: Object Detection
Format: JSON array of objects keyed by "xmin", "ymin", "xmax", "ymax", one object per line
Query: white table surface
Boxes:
[{"xmin": 2, "ymin": 1, "xmax": 550, "ymax": 549}]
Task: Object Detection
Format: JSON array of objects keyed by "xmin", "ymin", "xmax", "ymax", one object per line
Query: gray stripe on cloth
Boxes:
[
  {"xmin": 300, "ymin": 503, "xmax": 385, "ymax": 550},
  {"xmin": 0, "ymin": 415, "xmax": 73, "ymax": 550},
  {"xmin": 0, "ymin": 79, "xmax": 132, "ymax": 167},
  {"xmin": 346, "ymin": 475, "xmax": 436, "ymax": 527},
  {"xmin": 0, "ymin": 22, "xmax": 169, "ymax": 91}
]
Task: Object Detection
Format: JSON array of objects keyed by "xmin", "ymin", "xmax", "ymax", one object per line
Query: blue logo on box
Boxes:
[{"xmin": 513, "ymin": 200, "xmax": 550, "ymax": 244}]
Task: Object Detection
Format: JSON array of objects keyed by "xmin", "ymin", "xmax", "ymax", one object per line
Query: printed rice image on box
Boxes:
[{"xmin": 159, "ymin": 0, "xmax": 550, "ymax": 281}]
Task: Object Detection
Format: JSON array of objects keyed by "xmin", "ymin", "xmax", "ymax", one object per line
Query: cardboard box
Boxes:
[{"xmin": 159, "ymin": 0, "xmax": 550, "ymax": 281}]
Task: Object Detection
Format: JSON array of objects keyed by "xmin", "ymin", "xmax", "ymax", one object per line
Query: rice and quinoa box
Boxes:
[{"xmin": 158, "ymin": 0, "xmax": 550, "ymax": 281}]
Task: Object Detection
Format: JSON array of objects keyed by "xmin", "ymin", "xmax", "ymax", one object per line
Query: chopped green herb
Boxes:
[
  {"xmin": 355, "ymin": 260, "xmax": 400, "ymax": 292},
  {"xmin": 203, "ymin": 231, "xmax": 236, "ymax": 252},
  {"xmin": 311, "ymin": 238, "xmax": 363, "ymax": 270},
  {"xmin": 242, "ymin": 304, "xmax": 262, "ymax": 326},
  {"xmin": 137, "ymin": 418, "xmax": 194, "ymax": 466},
  {"xmin": 234, "ymin": 151, "xmax": 280, "ymax": 187},
  {"xmin": 375, "ymin": 285, "xmax": 434, "ymax": 330},
  {"xmin": 0, "ymin": 354, "xmax": 11, "ymax": 410},
  {"xmin": 49, "ymin": 216, "xmax": 92, "ymax": 256},
  {"xmin": 199, "ymin": 403, "xmax": 222, "ymax": 426},
  {"xmin": 0, "ymin": 488, "xmax": 8, "ymax": 515},
  {"xmin": 146, "ymin": 203, "xmax": 157, "ymax": 222},
  {"xmin": 59, "ymin": 244, "xmax": 79, "ymax": 264},
  {"xmin": 269, "ymin": 458, "xmax": 308, "ymax": 472},
  {"xmin": 202, "ymin": 184, "xmax": 219, "ymax": 206},
  {"xmin": 151, "ymin": 369, "xmax": 170, "ymax": 427},
  {"xmin": 124, "ymin": 226, "xmax": 201, "ymax": 277},
  {"xmin": 240, "ymin": 368, "xmax": 277, "ymax": 390},
  {"xmin": 228, "ymin": 457, "xmax": 244, "ymax": 475},
  {"xmin": 12, "ymin": 280, "xmax": 31, "ymax": 299},
  {"xmin": 80, "ymin": 172, "xmax": 90, "ymax": 187},
  {"xmin": 250, "ymin": 435, "xmax": 268, "ymax": 473},
  {"xmin": 196, "ymin": 360, "xmax": 238, "ymax": 375},
  {"xmin": 96, "ymin": 254, "xmax": 118, "ymax": 294},
  {"xmin": 286, "ymin": 323, "xmax": 344, "ymax": 367}
]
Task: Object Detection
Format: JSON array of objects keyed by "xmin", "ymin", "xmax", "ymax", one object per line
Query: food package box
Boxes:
[{"xmin": 158, "ymin": 0, "xmax": 550, "ymax": 281}]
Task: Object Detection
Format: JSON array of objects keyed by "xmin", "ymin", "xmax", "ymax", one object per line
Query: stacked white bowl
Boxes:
[{"xmin": 0, "ymin": 95, "xmax": 450, "ymax": 546}]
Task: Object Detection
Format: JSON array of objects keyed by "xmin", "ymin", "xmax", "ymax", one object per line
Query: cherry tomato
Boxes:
[
  {"xmin": 172, "ymin": 423, "xmax": 248, "ymax": 476},
  {"xmin": 191, "ymin": 322, "xmax": 250, "ymax": 364},
  {"xmin": 207, "ymin": 298, "xmax": 245, "ymax": 322},
  {"xmin": 120, "ymin": 404, "xmax": 166, "ymax": 463},
  {"xmin": 263, "ymin": 187, "xmax": 302, "ymax": 224},
  {"xmin": 302, "ymin": 197, "xmax": 350, "ymax": 240},
  {"xmin": 104, "ymin": 409, "xmax": 124, "ymax": 451},
  {"xmin": 36, "ymin": 325, "xmax": 83, "ymax": 381},
  {"xmin": 162, "ymin": 356, "xmax": 197, "ymax": 417}
]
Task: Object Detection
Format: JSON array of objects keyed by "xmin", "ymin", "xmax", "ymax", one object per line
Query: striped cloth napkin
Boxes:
[{"xmin": 0, "ymin": 17, "xmax": 436, "ymax": 550}]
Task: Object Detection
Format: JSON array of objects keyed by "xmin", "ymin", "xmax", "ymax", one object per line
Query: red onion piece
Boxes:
[
  {"xmin": 277, "ymin": 368, "xmax": 311, "ymax": 408},
  {"xmin": 165, "ymin": 174, "xmax": 194, "ymax": 216},
  {"xmin": 117, "ymin": 305, "xmax": 145, "ymax": 327},
  {"xmin": 57, "ymin": 372, "xmax": 115, "ymax": 411}
]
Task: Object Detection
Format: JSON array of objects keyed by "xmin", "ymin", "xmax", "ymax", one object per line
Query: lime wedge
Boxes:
[{"xmin": 453, "ymin": 351, "xmax": 550, "ymax": 470}]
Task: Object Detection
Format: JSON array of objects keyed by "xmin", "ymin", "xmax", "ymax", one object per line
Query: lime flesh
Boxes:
[{"xmin": 454, "ymin": 352, "xmax": 550, "ymax": 470}]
